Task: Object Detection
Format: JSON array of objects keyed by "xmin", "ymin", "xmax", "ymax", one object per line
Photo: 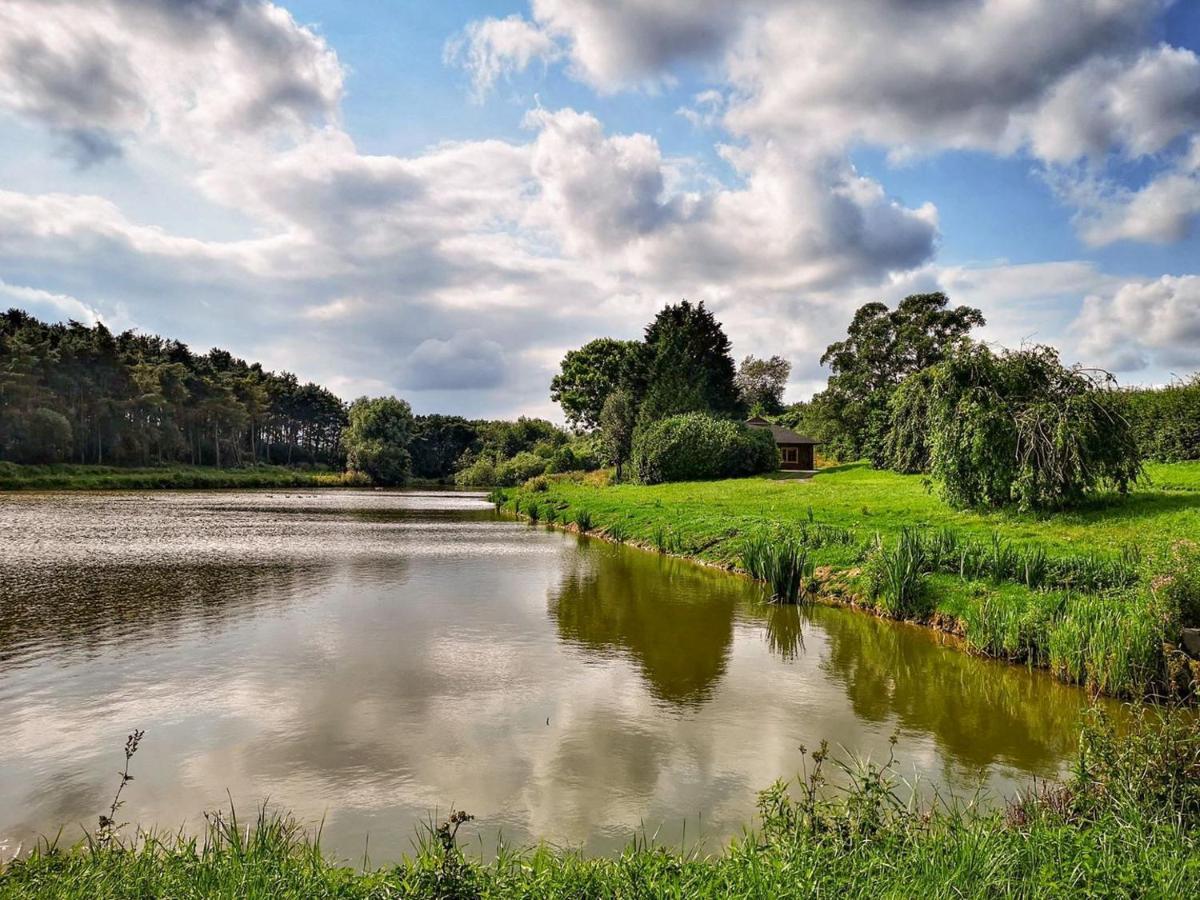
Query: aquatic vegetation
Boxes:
[
  {"xmin": 741, "ymin": 532, "xmax": 815, "ymax": 604},
  {"xmin": 867, "ymin": 528, "xmax": 930, "ymax": 618}
]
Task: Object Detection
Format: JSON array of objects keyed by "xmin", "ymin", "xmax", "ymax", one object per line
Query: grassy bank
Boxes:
[
  {"xmin": 499, "ymin": 462, "xmax": 1200, "ymax": 698},
  {"xmin": 2, "ymin": 708, "xmax": 1197, "ymax": 898},
  {"xmin": 0, "ymin": 462, "xmax": 369, "ymax": 491}
]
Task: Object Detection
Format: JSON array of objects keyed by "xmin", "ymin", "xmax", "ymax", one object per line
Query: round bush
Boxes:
[{"xmin": 631, "ymin": 413, "xmax": 778, "ymax": 484}]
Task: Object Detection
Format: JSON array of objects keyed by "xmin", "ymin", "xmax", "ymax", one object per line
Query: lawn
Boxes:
[
  {"xmin": 503, "ymin": 462, "xmax": 1200, "ymax": 698},
  {"xmin": 515, "ymin": 462, "xmax": 1200, "ymax": 562}
]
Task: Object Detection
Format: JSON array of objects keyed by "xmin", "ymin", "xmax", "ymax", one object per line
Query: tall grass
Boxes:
[
  {"xmin": 741, "ymin": 532, "xmax": 815, "ymax": 604},
  {"xmin": 886, "ymin": 527, "xmax": 1142, "ymax": 593},
  {"xmin": 866, "ymin": 528, "xmax": 930, "ymax": 618}
]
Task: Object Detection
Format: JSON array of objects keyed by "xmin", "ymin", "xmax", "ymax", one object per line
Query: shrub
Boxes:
[
  {"xmin": 1152, "ymin": 541, "xmax": 1200, "ymax": 627},
  {"xmin": 454, "ymin": 456, "xmax": 497, "ymax": 486},
  {"xmin": 630, "ymin": 413, "xmax": 778, "ymax": 484},
  {"xmin": 494, "ymin": 451, "xmax": 548, "ymax": 486},
  {"xmin": 525, "ymin": 475, "xmax": 550, "ymax": 492},
  {"xmin": 1114, "ymin": 375, "xmax": 1200, "ymax": 462}
]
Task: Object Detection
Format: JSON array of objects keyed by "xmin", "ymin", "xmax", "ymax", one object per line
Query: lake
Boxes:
[{"xmin": 0, "ymin": 489, "xmax": 1109, "ymax": 860}]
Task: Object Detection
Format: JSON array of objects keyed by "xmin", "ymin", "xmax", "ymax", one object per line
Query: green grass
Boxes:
[
  {"xmin": 0, "ymin": 463, "xmax": 371, "ymax": 491},
  {"xmin": 3, "ymin": 707, "xmax": 1198, "ymax": 898},
  {"xmin": 503, "ymin": 462, "xmax": 1200, "ymax": 697}
]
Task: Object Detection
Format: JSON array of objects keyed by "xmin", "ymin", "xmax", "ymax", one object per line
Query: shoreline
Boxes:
[{"xmin": 495, "ymin": 466, "xmax": 1200, "ymax": 701}]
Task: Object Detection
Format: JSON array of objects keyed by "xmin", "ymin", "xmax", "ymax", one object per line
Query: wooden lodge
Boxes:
[{"xmin": 746, "ymin": 416, "xmax": 820, "ymax": 471}]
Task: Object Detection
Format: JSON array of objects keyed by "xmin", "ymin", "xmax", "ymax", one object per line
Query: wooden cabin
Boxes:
[{"xmin": 746, "ymin": 416, "xmax": 820, "ymax": 471}]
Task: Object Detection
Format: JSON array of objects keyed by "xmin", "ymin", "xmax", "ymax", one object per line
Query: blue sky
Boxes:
[{"xmin": 1, "ymin": 1, "xmax": 1199, "ymax": 417}]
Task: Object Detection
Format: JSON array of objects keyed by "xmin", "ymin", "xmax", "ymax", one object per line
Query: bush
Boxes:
[
  {"xmin": 544, "ymin": 443, "xmax": 601, "ymax": 474},
  {"xmin": 454, "ymin": 456, "xmax": 496, "ymax": 487},
  {"xmin": 1152, "ymin": 541, "xmax": 1200, "ymax": 627},
  {"xmin": 631, "ymin": 413, "xmax": 778, "ymax": 484},
  {"xmin": 495, "ymin": 451, "xmax": 549, "ymax": 486}
]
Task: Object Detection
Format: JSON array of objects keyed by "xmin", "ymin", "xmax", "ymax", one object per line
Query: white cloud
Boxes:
[
  {"xmin": 0, "ymin": 0, "xmax": 1195, "ymax": 419},
  {"xmin": 445, "ymin": 14, "xmax": 560, "ymax": 101},
  {"xmin": 1072, "ymin": 275, "xmax": 1200, "ymax": 373},
  {"xmin": 457, "ymin": 1, "xmax": 1200, "ymax": 246},
  {"xmin": 0, "ymin": 279, "xmax": 107, "ymax": 327},
  {"xmin": 0, "ymin": 0, "xmax": 343, "ymax": 165},
  {"xmin": 403, "ymin": 331, "xmax": 509, "ymax": 391}
]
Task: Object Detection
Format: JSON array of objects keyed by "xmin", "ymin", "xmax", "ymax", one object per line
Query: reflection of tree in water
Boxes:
[
  {"xmin": 813, "ymin": 604, "xmax": 1102, "ymax": 772},
  {"xmin": 758, "ymin": 602, "xmax": 807, "ymax": 662},
  {"xmin": 548, "ymin": 544, "xmax": 750, "ymax": 708},
  {"xmin": 0, "ymin": 559, "xmax": 345, "ymax": 665}
]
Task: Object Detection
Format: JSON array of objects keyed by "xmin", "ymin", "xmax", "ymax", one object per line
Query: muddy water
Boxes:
[{"xmin": 0, "ymin": 490, "xmax": 1109, "ymax": 859}]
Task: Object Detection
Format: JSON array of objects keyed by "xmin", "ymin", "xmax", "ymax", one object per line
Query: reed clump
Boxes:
[{"xmin": 741, "ymin": 532, "xmax": 816, "ymax": 604}]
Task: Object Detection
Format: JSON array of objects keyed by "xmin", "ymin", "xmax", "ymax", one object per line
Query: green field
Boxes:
[
  {"xmin": 2, "ymin": 709, "xmax": 1196, "ymax": 899},
  {"xmin": 0, "ymin": 463, "xmax": 369, "ymax": 491},
  {"xmin": 503, "ymin": 462, "xmax": 1200, "ymax": 698}
]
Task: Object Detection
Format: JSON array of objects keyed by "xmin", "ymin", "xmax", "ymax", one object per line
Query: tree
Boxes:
[
  {"xmin": 409, "ymin": 415, "xmax": 479, "ymax": 480},
  {"xmin": 816, "ymin": 293, "xmax": 984, "ymax": 463},
  {"xmin": 598, "ymin": 388, "xmax": 637, "ymax": 481},
  {"xmin": 919, "ymin": 345, "xmax": 1141, "ymax": 511},
  {"xmin": 550, "ymin": 338, "xmax": 643, "ymax": 431},
  {"xmin": 639, "ymin": 300, "xmax": 743, "ymax": 423},
  {"xmin": 341, "ymin": 396, "xmax": 414, "ymax": 486},
  {"xmin": 735, "ymin": 355, "xmax": 791, "ymax": 415}
]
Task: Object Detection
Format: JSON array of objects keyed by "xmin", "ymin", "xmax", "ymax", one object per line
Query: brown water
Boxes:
[{"xmin": 0, "ymin": 490, "xmax": 1109, "ymax": 860}]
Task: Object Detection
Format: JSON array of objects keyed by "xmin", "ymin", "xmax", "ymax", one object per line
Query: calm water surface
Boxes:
[{"xmin": 0, "ymin": 490, "xmax": 1110, "ymax": 859}]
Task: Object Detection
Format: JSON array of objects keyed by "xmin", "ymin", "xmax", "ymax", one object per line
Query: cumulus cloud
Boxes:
[
  {"xmin": 0, "ymin": 0, "xmax": 343, "ymax": 164},
  {"xmin": 403, "ymin": 331, "xmax": 509, "ymax": 391},
  {"xmin": 0, "ymin": 0, "xmax": 1195, "ymax": 417},
  {"xmin": 1072, "ymin": 275, "xmax": 1200, "ymax": 373},
  {"xmin": 458, "ymin": 1, "xmax": 1200, "ymax": 246}
]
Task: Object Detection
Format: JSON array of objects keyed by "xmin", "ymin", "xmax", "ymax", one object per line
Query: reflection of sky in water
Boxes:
[{"xmin": 0, "ymin": 490, "xmax": 1112, "ymax": 860}]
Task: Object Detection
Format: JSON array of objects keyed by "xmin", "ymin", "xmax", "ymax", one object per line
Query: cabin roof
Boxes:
[{"xmin": 746, "ymin": 416, "xmax": 822, "ymax": 445}]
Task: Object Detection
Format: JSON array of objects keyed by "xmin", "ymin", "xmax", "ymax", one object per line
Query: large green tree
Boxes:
[
  {"xmin": 341, "ymin": 396, "xmax": 415, "ymax": 486},
  {"xmin": 550, "ymin": 338, "xmax": 643, "ymax": 431},
  {"xmin": 816, "ymin": 293, "xmax": 984, "ymax": 463},
  {"xmin": 409, "ymin": 415, "xmax": 479, "ymax": 480},
  {"xmin": 639, "ymin": 300, "xmax": 743, "ymax": 423},
  {"xmin": 919, "ymin": 344, "xmax": 1141, "ymax": 511},
  {"xmin": 735, "ymin": 355, "xmax": 791, "ymax": 415}
]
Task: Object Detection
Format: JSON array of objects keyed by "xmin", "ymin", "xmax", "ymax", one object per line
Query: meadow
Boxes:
[{"xmin": 502, "ymin": 462, "xmax": 1200, "ymax": 698}]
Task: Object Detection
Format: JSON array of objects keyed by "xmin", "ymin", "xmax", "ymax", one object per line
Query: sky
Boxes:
[{"xmin": 1, "ymin": 1, "xmax": 1199, "ymax": 419}]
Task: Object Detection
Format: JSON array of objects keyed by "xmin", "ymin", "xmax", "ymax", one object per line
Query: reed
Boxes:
[
  {"xmin": 867, "ymin": 528, "xmax": 930, "ymax": 618},
  {"xmin": 741, "ymin": 532, "xmax": 815, "ymax": 604}
]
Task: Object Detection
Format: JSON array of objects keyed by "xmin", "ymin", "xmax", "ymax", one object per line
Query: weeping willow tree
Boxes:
[{"xmin": 899, "ymin": 344, "xmax": 1141, "ymax": 511}]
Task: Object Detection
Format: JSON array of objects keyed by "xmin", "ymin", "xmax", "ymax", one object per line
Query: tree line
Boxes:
[
  {"xmin": 0, "ymin": 310, "xmax": 578, "ymax": 485},
  {"xmin": 1, "ymin": 310, "xmax": 346, "ymax": 468}
]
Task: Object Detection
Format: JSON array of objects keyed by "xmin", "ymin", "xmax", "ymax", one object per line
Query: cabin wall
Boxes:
[{"xmin": 778, "ymin": 444, "xmax": 814, "ymax": 471}]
